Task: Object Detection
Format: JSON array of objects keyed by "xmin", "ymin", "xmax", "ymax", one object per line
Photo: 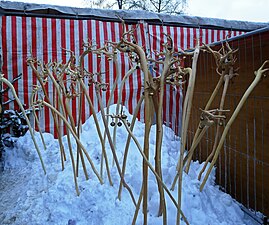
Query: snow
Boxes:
[{"xmin": 0, "ymin": 105, "xmax": 255, "ymax": 225}]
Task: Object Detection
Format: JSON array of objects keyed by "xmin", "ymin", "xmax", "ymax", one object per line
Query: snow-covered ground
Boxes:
[{"xmin": 0, "ymin": 105, "xmax": 257, "ymax": 225}]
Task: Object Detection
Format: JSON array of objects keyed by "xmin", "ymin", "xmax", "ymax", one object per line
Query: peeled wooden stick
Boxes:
[
  {"xmin": 117, "ymin": 36, "xmax": 152, "ymax": 224},
  {"xmin": 200, "ymin": 60, "xmax": 269, "ymax": 191},
  {"xmin": 44, "ymin": 62, "xmax": 84, "ymax": 178},
  {"xmin": 131, "ymin": 184, "xmax": 144, "ymax": 225},
  {"xmin": 0, "ymin": 74, "xmax": 46, "ymax": 174},
  {"xmin": 154, "ymin": 45, "xmax": 174, "ymax": 223},
  {"xmin": 38, "ymin": 100, "xmax": 104, "ymax": 186},
  {"xmin": 181, "ymin": 73, "xmax": 225, "ymax": 176},
  {"xmin": 121, "ymin": 119, "xmax": 189, "ymax": 225},
  {"xmin": 106, "ymin": 50, "xmax": 121, "ymax": 145},
  {"xmin": 30, "ymin": 87, "xmax": 46, "ymax": 150},
  {"xmin": 118, "ymin": 95, "xmax": 144, "ymax": 200},
  {"xmin": 183, "ymin": 41, "xmax": 237, "ymax": 175},
  {"xmin": 64, "ymin": 97, "xmax": 89, "ymax": 180},
  {"xmin": 198, "ymin": 68, "xmax": 234, "ymax": 180},
  {"xmin": 77, "ymin": 78, "xmax": 113, "ymax": 186},
  {"xmin": 171, "ymin": 66, "xmax": 199, "ymax": 191},
  {"xmin": 176, "ymin": 45, "xmax": 199, "ymax": 225},
  {"xmin": 28, "ymin": 59, "xmax": 66, "ymax": 169},
  {"xmin": 113, "ymin": 66, "xmax": 136, "ymax": 153},
  {"xmin": 95, "ymin": 86, "xmax": 137, "ymax": 206}
]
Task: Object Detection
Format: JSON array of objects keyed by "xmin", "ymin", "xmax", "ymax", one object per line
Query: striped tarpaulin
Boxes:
[{"xmin": 0, "ymin": 15, "xmax": 244, "ymax": 136}]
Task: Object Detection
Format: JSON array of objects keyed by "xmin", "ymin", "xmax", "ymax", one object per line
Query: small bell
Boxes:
[{"xmin": 117, "ymin": 121, "xmax": 122, "ymax": 127}]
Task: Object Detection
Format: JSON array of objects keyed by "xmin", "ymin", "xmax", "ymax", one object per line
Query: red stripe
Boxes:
[
  {"xmin": 119, "ymin": 23, "xmax": 126, "ymax": 107},
  {"xmin": 167, "ymin": 26, "xmax": 173, "ymax": 129},
  {"xmin": 95, "ymin": 20, "xmax": 101, "ymax": 111},
  {"xmin": 42, "ymin": 18, "xmax": 48, "ymax": 63},
  {"xmin": 70, "ymin": 19, "xmax": 77, "ymax": 125},
  {"xmin": 186, "ymin": 27, "xmax": 190, "ymax": 49},
  {"xmin": 42, "ymin": 18, "xmax": 50, "ymax": 132},
  {"xmin": 152, "ymin": 25, "xmax": 157, "ymax": 55},
  {"xmin": 211, "ymin": 29, "xmax": 214, "ymax": 43},
  {"xmin": 11, "ymin": 16, "xmax": 18, "ymax": 109},
  {"xmin": 180, "ymin": 27, "xmax": 184, "ymax": 49},
  {"xmin": 217, "ymin": 29, "xmax": 220, "ymax": 42},
  {"xmin": 193, "ymin": 28, "xmax": 197, "ymax": 47},
  {"xmin": 87, "ymin": 20, "xmax": 94, "ymax": 110},
  {"xmin": 199, "ymin": 28, "xmax": 203, "ymax": 45},
  {"xmin": 176, "ymin": 89, "xmax": 181, "ymax": 135},
  {"xmin": 159, "ymin": 25, "xmax": 167, "ymax": 123},
  {"xmin": 152, "ymin": 25, "xmax": 160, "ymax": 76},
  {"xmin": 2, "ymin": 17, "xmax": 8, "ymax": 95},
  {"xmin": 233, "ymin": 30, "xmax": 236, "ymax": 37},
  {"xmin": 1, "ymin": 16, "xmax": 7, "ymax": 74},
  {"xmin": 78, "ymin": 20, "xmax": 86, "ymax": 123},
  {"xmin": 51, "ymin": 18, "xmax": 58, "ymax": 137},
  {"xmin": 60, "ymin": 19, "xmax": 67, "ymax": 135},
  {"xmin": 111, "ymin": 22, "xmax": 118, "ymax": 104},
  {"xmin": 102, "ymin": 21, "xmax": 110, "ymax": 106},
  {"xmin": 127, "ymin": 24, "xmax": 135, "ymax": 114},
  {"xmin": 61, "ymin": 19, "xmax": 66, "ymax": 63},
  {"xmin": 22, "ymin": 17, "xmax": 28, "ymax": 107},
  {"xmin": 135, "ymin": 23, "xmax": 145, "ymax": 120},
  {"xmin": 222, "ymin": 30, "xmax": 225, "ymax": 40},
  {"xmin": 51, "ymin": 19, "xmax": 57, "ymax": 61},
  {"xmin": 205, "ymin": 29, "xmax": 209, "ymax": 44},
  {"xmin": 173, "ymin": 26, "xmax": 180, "ymax": 134},
  {"xmin": 160, "ymin": 25, "xmax": 164, "ymax": 52}
]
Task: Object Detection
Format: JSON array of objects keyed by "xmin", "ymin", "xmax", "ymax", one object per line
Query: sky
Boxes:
[{"xmin": 3, "ymin": 0, "xmax": 269, "ymax": 23}]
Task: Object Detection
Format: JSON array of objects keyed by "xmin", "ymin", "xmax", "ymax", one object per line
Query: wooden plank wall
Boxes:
[{"xmin": 187, "ymin": 30, "xmax": 269, "ymax": 217}]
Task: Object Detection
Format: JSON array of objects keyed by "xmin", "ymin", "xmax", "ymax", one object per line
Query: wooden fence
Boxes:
[{"xmin": 188, "ymin": 28, "xmax": 269, "ymax": 218}]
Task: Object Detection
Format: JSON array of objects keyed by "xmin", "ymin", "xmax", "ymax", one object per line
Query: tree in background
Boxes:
[{"xmin": 84, "ymin": 0, "xmax": 187, "ymax": 14}]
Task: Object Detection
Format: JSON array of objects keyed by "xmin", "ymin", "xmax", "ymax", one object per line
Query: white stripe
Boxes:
[
  {"xmin": 124, "ymin": 24, "xmax": 131, "ymax": 109},
  {"xmin": 189, "ymin": 28, "xmax": 194, "ymax": 48},
  {"xmin": 73, "ymin": 19, "xmax": 80, "ymax": 124},
  {"xmin": 47, "ymin": 18, "xmax": 55, "ymax": 135},
  {"xmin": 106, "ymin": 21, "xmax": 114, "ymax": 106},
  {"xmin": 214, "ymin": 29, "xmax": 218, "ymax": 42},
  {"xmin": 220, "ymin": 30, "xmax": 224, "ymax": 41},
  {"xmin": 6, "ymin": 17, "xmax": 14, "ymax": 109},
  {"xmin": 16, "ymin": 17, "xmax": 24, "ymax": 102},
  {"xmin": 202, "ymin": 29, "xmax": 206, "ymax": 44},
  {"xmin": 56, "ymin": 19, "xmax": 62, "ymax": 62},
  {"xmin": 183, "ymin": 27, "xmax": 188, "ymax": 50},
  {"xmin": 81, "ymin": 19, "xmax": 90, "ymax": 119},
  {"xmin": 91, "ymin": 20, "xmax": 98, "ymax": 113}
]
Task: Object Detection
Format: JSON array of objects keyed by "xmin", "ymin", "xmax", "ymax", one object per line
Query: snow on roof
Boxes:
[{"xmin": 0, "ymin": 1, "xmax": 268, "ymax": 31}]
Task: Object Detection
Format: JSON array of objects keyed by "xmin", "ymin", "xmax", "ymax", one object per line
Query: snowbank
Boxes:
[{"xmin": 0, "ymin": 105, "xmax": 253, "ymax": 225}]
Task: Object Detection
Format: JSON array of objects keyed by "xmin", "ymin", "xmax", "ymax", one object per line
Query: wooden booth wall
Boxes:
[{"xmin": 188, "ymin": 29, "xmax": 269, "ymax": 217}]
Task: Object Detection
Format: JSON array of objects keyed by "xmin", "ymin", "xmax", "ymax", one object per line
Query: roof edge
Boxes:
[{"xmin": 0, "ymin": 1, "xmax": 268, "ymax": 31}]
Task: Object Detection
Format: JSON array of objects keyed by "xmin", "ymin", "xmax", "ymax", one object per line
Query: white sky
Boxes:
[{"xmin": 4, "ymin": 0, "xmax": 269, "ymax": 23}]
